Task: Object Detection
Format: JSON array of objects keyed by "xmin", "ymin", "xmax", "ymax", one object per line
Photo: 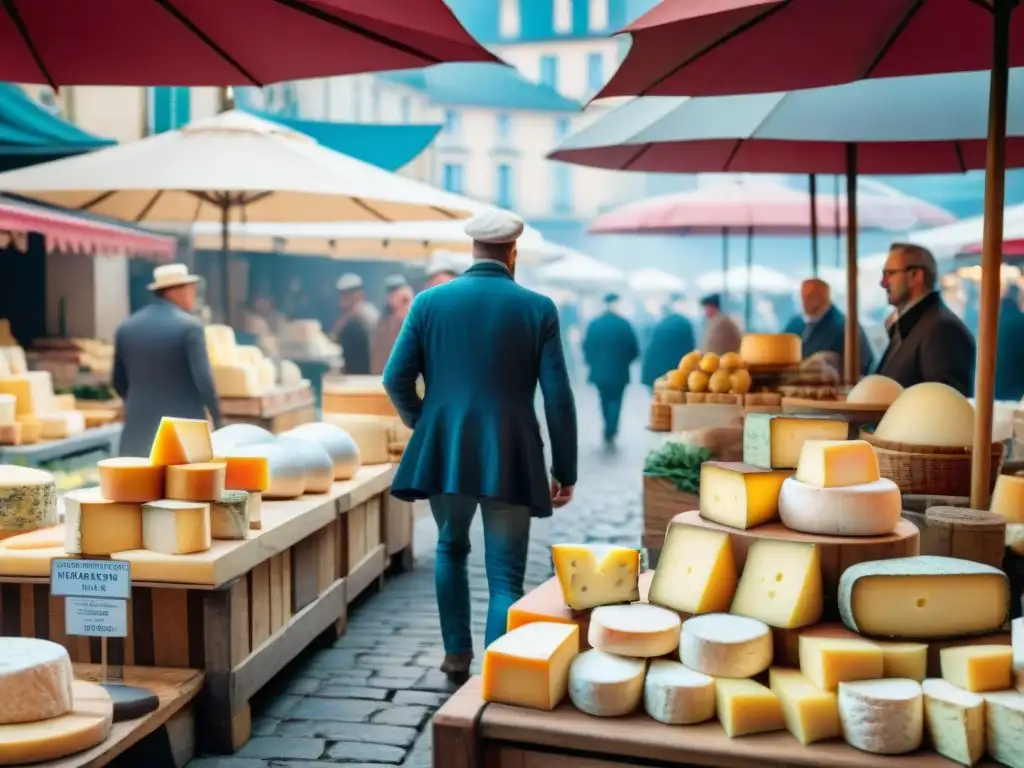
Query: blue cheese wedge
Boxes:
[{"xmin": 0, "ymin": 465, "xmax": 57, "ymax": 538}]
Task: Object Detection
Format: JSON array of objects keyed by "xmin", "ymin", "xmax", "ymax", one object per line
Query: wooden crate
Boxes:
[
  {"xmin": 222, "ymin": 404, "xmax": 317, "ymax": 434},
  {"xmin": 642, "ymin": 475, "xmax": 698, "ymax": 562},
  {"xmin": 218, "ymin": 383, "xmax": 315, "ymax": 418}
]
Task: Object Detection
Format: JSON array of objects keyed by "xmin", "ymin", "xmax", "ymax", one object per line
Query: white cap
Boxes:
[
  {"xmin": 148, "ymin": 263, "xmax": 200, "ymax": 292},
  {"xmin": 336, "ymin": 273, "xmax": 363, "ymax": 292},
  {"xmin": 464, "ymin": 209, "xmax": 524, "ymax": 244}
]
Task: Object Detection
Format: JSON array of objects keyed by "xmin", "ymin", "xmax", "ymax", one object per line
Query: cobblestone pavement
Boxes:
[{"xmin": 188, "ymin": 384, "xmax": 654, "ymax": 768}]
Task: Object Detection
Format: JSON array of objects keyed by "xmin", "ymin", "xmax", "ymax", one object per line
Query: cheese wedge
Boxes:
[
  {"xmin": 166, "ymin": 462, "xmax": 226, "ymax": 502},
  {"xmin": 769, "ymin": 667, "xmax": 840, "ymax": 745},
  {"xmin": 481, "ymin": 622, "xmax": 579, "ymax": 711},
  {"xmin": 730, "ymin": 539, "xmax": 822, "ymax": 629},
  {"xmin": 877, "ymin": 641, "xmax": 928, "ymax": 682},
  {"xmin": 97, "ymin": 457, "xmax": 165, "ymax": 502},
  {"xmin": 149, "ymin": 417, "xmax": 214, "ymax": 466},
  {"xmin": 698, "ymin": 461, "xmax": 791, "ymax": 529},
  {"xmin": 64, "ymin": 488, "xmax": 143, "ymax": 555},
  {"xmin": 643, "ymin": 660, "xmax": 715, "ymax": 725},
  {"xmin": 715, "ymin": 678, "xmax": 784, "ymax": 737},
  {"xmin": 794, "ymin": 439, "xmax": 879, "ymax": 488},
  {"xmin": 648, "ymin": 524, "xmax": 736, "ymax": 615},
  {"xmin": 141, "ymin": 500, "xmax": 211, "ymax": 555},
  {"xmin": 551, "ymin": 544, "xmax": 640, "ymax": 611},
  {"xmin": 991, "ymin": 474, "xmax": 1024, "ymax": 522},
  {"xmin": 940, "ymin": 645, "xmax": 1012, "ymax": 693},
  {"xmin": 742, "ymin": 413, "xmax": 847, "ymax": 469},
  {"xmin": 922, "ymin": 679, "xmax": 985, "ymax": 767},
  {"xmin": 985, "ymin": 691, "xmax": 1024, "ymax": 767}
]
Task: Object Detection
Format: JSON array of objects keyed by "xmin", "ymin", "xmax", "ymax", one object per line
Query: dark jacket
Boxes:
[
  {"xmin": 113, "ymin": 299, "xmax": 221, "ymax": 457},
  {"xmin": 382, "ymin": 261, "xmax": 577, "ymax": 518},
  {"xmin": 783, "ymin": 305, "xmax": 875, "ymax": 376},
  {"xmin": 875, "ymin": 291, "xmax": 975, "ymax": 396},
  {"xmin": 336, "ymin": 302, "xmax": 379, "ymax": 375},
  {"xmin": 583, "ymin": 311, "xmax": 640, "ymax": 391},
  {"xmin": 995, "ymin": 296, "xmax": 1024, "ymax": 401},
  {"xmin": 642, "ymin": 312, "xmax": 696, "ymax": 387}
]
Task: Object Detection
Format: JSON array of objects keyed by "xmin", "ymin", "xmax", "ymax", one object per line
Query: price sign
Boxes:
[
  {"xmin": 64, "ymin": 597, "xmax": 127, "ymax": 638},
  {"xmin": 51, "ymin": 559, "xmax": 131, "ymax": 599}
]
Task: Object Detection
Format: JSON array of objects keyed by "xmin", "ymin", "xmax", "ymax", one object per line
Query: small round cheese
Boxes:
[
  {"xmin": 778, "ymin": 476, "xmax": 902, "ymax": 536},
  {"xmin": 643, "ymin": 660, "xmax": 716, "ymax": 725},
  {"xmin": 679, "ymin": 614, "xmax": 772, "ymax": 678},
  {"xmin": 98, "ymin": 457, "xmax": 165, "ymax": 502},
  {"xmin": 846, "ymin": 374, "xmax": 904, "ymax": 405},
  {"xmin": 874, "ymin": 382, "xmax": 974, "ymax": 447},
  {"xmin": 276, "ymin": 437, "xmax": 335, "ymax": 494},
  {"xmin": 568, "ymin": 650, "xmax": 645, "ymax": 717},
  {"xmin": 739, "ymin": 333, "xmax": 802, "ymax": 366},
  {"xmin": 838, "ymin": 679, "xmax": 923, "ymax": 755},
  {"xmin": 588, "ymin": 604, "xmax": 681, "ymax": 658},
  {"xmin": 0, "ymin": 638, "xmax": 74, "ymax": 724}
]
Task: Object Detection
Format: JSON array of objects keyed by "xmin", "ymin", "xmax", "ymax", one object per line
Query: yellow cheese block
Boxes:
[
  {"xmin": 794, "ymin": 439, "xmax": 880, "ymax": 488},
  {"xmin": 877, "ymin": 641, "xmax": 928, "ymax": 681},
  {"xmin": 212, "ymin": 364, "xmax": 263, "ymax": 397},
  {"xmin": 166, "ymin": 462, "xmax": 226, "ymax": 502},
  {"xmin": 141, "ymin": 500, "xmax": 211, "ymax": 555},
  {"xmin": 991, "ymin": 474, "xmax": 1024, "ymax": 523},
  {"xmin": 730, "ymin": 539, "xmax": 822, "ymax": 629},
  {"xmin": 219, "ymin": 455, "xmax": 269, "ymax": 492},
  {"xmin": 715, "ymin": 678, "xmax": 785, "ymax": 738},
  {"xmin": 551, "ymin": 544, "xmax": 639, "ymax": 611},
  {"xmin": 0, "ymin": 423, "xmax": 20, "ymax": 446},
  {"xmin": 481, "ymin": 622, "xmax": 579, "ymax": 711},
  {"xmin": 149, "ymin": 417, "xmax": 214, "ymax": 466},
  {"xmin": 97, "ymin": 457, "xmax": 165, "ymax": 502},
  {"xmin": 798, "ymin": 635, "xmax": 883, "ymax": 691},
  {"xmin": 63, "ymin": 488, "xmax": 143, "ymax": 556},
  {"xmin": 648, "ymin": 525, "xmax": 736, "ymax": 615},
  {"xmin": 769, "ymin": 667, "xmax": 840, "ymax": 745},
  {"xmin": 16, "ymin": 419, "xmax": 39, "ymax": 444},
  {"xmin": 0, "ymin": 372, "xmax": 54, "ymax": 416},
  {"xmin": 0, "ymin": 679, "xmax": 112, "ymax": 765},
  {"xmin": 941, "ymin": 645, "xmax": 1012, "ymax": 693},
  {"xmin": 37, "ymin": 410, "xmax": 84, "ymax": 439},
  {"xmin": 742, "ymin": 413, "xmax": 848, "ymax": 469},
  {"xmin": 698, "ymin": 461, "xmax": 791, "ymax": 530}
]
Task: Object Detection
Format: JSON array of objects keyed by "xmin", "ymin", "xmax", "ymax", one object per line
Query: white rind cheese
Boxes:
[
  {"xmin": 142, "ymin": 500, "xmax": 212, "ymax": 555},
  {"xmin": 778, "ymin": 477, "xmax": 901, "ymax": 536},
  {"xmin": 224, "ymin": 442, "xmax": 306, "ymax": 499},
  {"xmin": 210, "ymin": 424, "xmax": 276, "ymax": 456},
  {"xmin": 838, "ymin": 679, "xmax": 923, "ymax": 755},
  {"xmin": 568, "ymin": 650, "xmax": 646, "ymax": 717},
  {"xmin": 281, "ymin": 423, "xmax": 362, "ymax": 481},
  {"xmin": 1013, "ymin": 617, "xmax": 1024, "ymax": 691},
  {"xmin": 985, "ymin": 690, "xmax": 1024, "ymax": 767},
  {"xmin": 643, "ymin": 660, "xmax": 716, "ymax": 725},
  {"xmin": 680, "ymin": 614, "xmax": 772, "ymax": 678},
  {"xmin": 0, "ymin": 637, "xmax": 74, "ymax": 724},
  {"xmin": 589, "ymin": 604, "xmax": 681, "ymax": 658},
  {"xmin": 922, "ymin": 678, "xmax": 985, "ymax": 767},
  {"xmin": 0, "ymin": 465, "xmax": 58, "ymax": 538},
  {"xmin": 276, "ymin": 437, "xmax": 335, "ymax": 494}
]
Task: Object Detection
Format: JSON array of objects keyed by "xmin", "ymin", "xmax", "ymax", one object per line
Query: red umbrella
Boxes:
[
  {"xmin": 0, "ymin": 0, "xmax": 498, "ymax": 86},
  {"xmin": 965, "ymin": 239, "xmax": 1024, "ymax": 257}
]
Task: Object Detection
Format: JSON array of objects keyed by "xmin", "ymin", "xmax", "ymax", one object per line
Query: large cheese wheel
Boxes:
[
  {"xmin": 846, "ymin": 374, "xmax": 904, "ymax": 405},
  {"xmin": 275, "ymin": 437, "xmax": 335, "ymax": 494},
  {"xmin": 778, "ymin": 477, "xmax": 902, "ymax": 536},
  {"xmin": 0, "ymin": 465, "xmax": 57, "ymax": 539},
  {"xmin": 0, "ymin": 638, "xmax": 73, "ymax": 724},
  {"xmin": 874, "ymin": 382, "xmax": 974, "ymax": 447},
  {"xmin": 227, "ymin": 442, "xmax": 306, "ymax": 499},
  {"xmin": 680, "ymin": 613, "xmax": 772, "ymax": 678},
  {"xmin": 589, "ymin": 604, "xmax": 681, "ymax": 658},
  {"xmin": 568, "ymin": 649, "xmax": 645, "ymax": 717},
  {"xmin": 281, "ymin": 423, "xmax": 362, "ymax": 480},
  {"xmin": 210, "ymin": 424, "xmax": 275, "ymax": 456}
]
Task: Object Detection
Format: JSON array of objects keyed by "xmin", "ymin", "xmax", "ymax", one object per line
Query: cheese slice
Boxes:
[
  {"xmin": 922, "ymin": 679, "xmax": 985, "ymax": 767},
  {"xmin": 64, "ymin": 488, "xmax": 143, "ymax": 555},
  {"xmin": 37, "ymin": 410, "xmax": 85, "ymax": 439},
  {"xmin": 799, "ymin": 635, "xmax": 883, "ymax": 691},
  {"xmin": 322, "ymin": 412, "xmax": 391, "ymax": 464},
  {"xmin": 1013, "ymin": 617, "xmax": 1024, "ymax": 691},
  {"xmin": 0, "ymin": 637, "xmax": 74, "ymax": 724},
  {"xmin": 643, "ymin": 660, "xmax": 715, "ymax": 725},
  {"xmin": 794, "ymin": 439, "xmax": 879, "ymax": 488},
  {"xmin": 281, "ymin": 422, "xmax": 362, "ymax": 481},
  {"xmin": 209, "ymin": 491, "xmax": 250, "ymax": 540},
  {"xmin": 991, "ymin": 474, "xmax": 1024, "ymax": 522},
  {"xmin": 481, "ymin": 622, "xmax": 579, "ymax": 711},
  {"xmin": 941, "ymin": 645, "xmax": 1012, "ymax": 692},
  {"xmin": 1, "ymin": 524, "xmax": 65, "ymax": 550},
  {"xmin": 551, "ymin": 544, "xmax": 640, "ymax": 611},
  {"xmin": 838, "ymin": 679, "xmax": 923, "ymax": 755},
  {"xmin": 0, "ymin": 393, "xmax": 14, "ymax": 424},
  {"xmin": 742, "ymin": 413, "xmax": 847, "ymax": 469},
  {"xmin": 698, "ymin": 461, "xmax": 791, "ymax": 529},
  {"xmin": 778, "ymin": 476, "xmax": 901, "ymax": 537},
  {"xmin": 680, "ymin": 614, "xmax": 772, "ymax": 678},
  {"xmin": 769, "ymin": 667, "xmax": 840, "ymax": 745},
  {"xmin": 149, "ymin": 417, "xmax": 214, "ymax": 465},
  {"xmin": 218, "ymin": 455, "xmax": 270, "ymax": 493},
  {"xmin": 876, "ymin": 641, "xmax": 928, "ymax": 682},
  {"xmin": 588, "ymin": 604, "xmax": 681, "ymax": 658},
  {"xmin": 567, "ymin": 649, "xmax": 645, "ymax": 717},
  {"xmin": 838, "ymin": 556, "xmax": 1009, "ymax": 639},
  {"xmin": 648, "ymin": 524, "xmax": 736, "ymax": 615},
  {"xmin": 985, "ymin": 691, "xmax": 1024, "ymax": 767},
  {"xmin": 730, "ymin": 539, "xmax": 822, "ymax": 629},
  {"xmin": 715, "ymin": 678, "xmax": 784, "ymax": 738},
  {"xmin": 166, "ymin": 462, "xmax": 226, "ymax": 502},
  {"xmin": 0, "ymin": 465, "xmax": 58, "ymax": 539},
  {"xmin": 247, "ymin": 491, "xmax": 262, "ymax": 531},
  {"xmin": 97, "ymin": 457, "xmax": 165, "ymax": 502},
  {"xmin": 141, "ymin": 499, "xmax": 212, "ymax": 554}
]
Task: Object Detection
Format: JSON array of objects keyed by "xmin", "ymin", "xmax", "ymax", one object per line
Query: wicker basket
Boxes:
[
  {"xmin": 649, "ymin": 402, "xmax": 672, "ymax": 431},
  {"xmin": 859, "ymin": 429, "xmax": 1004, "ymax": 497}
]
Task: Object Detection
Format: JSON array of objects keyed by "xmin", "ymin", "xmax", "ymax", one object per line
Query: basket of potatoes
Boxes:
[{"xmin": 673, "ymin": 350, "xmax": 752, "ymax": 396}]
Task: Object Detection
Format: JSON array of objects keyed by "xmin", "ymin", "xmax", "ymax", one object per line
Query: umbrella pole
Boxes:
[
  {"xmin": 220, "ymin": 203, "xmax": 231, "ymax": 326},
  {"xmin": 745, "ymin": 226, "xmax": 754, "ymax": 330},
  {"xmin": 970, "ymin": 0, "xmax": 1012, "ymax": 510},
  {"xmin": 834, "ymin": 175, "xmax": 841, "ymax": 266},
  {"xmin": 809, "ymin": 174, "xmax": 819, "ymax": 275},
  {"xmin": 843, "ymin": 144, "xmax": 860, "ymax": 385},
  {"xmin": 721, "ymin": 226, "xmax": 729, "ymax": 300}
]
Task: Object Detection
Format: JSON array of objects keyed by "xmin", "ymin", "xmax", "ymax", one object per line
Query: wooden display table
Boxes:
[
  {"xmin": 435, "ymin": 678, "xmax": 1001, "ymax": 768},
  {"xmin": 0, "ymin": 464, "xmax": 399, "ymax": 754},
  {"xmin": 219, "ymin": 382, "xmax": 316, "ymax": 434}
]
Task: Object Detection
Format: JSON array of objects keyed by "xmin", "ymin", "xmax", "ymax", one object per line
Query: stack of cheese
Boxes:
[
  {"xmin": 0, "ymin": 346, "xmax": 84, "ymax": 444},
  {"xmin": 205, "ymin": 324, "xmax": 306, "ymax": 398}
]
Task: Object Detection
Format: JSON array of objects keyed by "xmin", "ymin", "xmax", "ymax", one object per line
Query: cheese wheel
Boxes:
[
  {"xmin": 838, "ymin": 679, "xmax": 923, "ymax": 755},
  {"xmin": 276, "ymin": 437, "xmax": 335, "ymax": 494},
  {"xmin": 0, "ymin": 465, "xmax": 57, "ymax": 539},
  {"xmin": 921, "ymin": 679, "xmax": 985, "ymax": 767},
  {"xmin": 643, "ymin": 660, "xmax": 715, "ymax": 725},
  {"xmin": 210, "ymin": 423, "xmax": 275, "ymax": 455},
  {"xmin": 739, "ymin": 333, "xmax": 802, "ymax": 366},
  {"xmin": 0, "ymin": 638, "xmax": 73, "ymax": 724},
  {"xmin": 281, "ymin": 423, "xmax": 362, "ymax": 481},
  {"xmin": 98, "ymin": 457, "xmax": 165, "ymax": 502},
  {"xmin": 141, "ymin": 499, "xmax": 211, "ymax": 554},
  {"xmin": 680, "ymin": 613, "xmax": 772, "ymax": 678},
  {"xmin": 219, "ymin": 455, "xmax": 269, "ymax": 493},
  {"xmin": 166, "ymin": 462, "xmax": 226, "ymax": 502},
  {"xmin": 846, "ymin": 374, "xmax": 904, "ymax": 405},
  {"xmin": 226, "ymin": 442, "xmax": 306, "ymax": 499},
  {"xmin": 149, "ymin": 416, "xmax": 214, "ymax": 465},
  {"xmin": 209, "ymin": 491, "xmax": 251, "ymax": 540},
  {"xmin": 589, "ymin": 604, "xmax": 681, "ymax": 658},
  {"xmin": 322, "ymin": 412, "xmax": 391, "ymax": 464},
  {"xmin": 991, "ymin": 474, "xmax": 1024, "ymax": 523},
  {"xmin": 778, "ymin": 477, "xmax": 902, "ymax": 536},
  {"xmin": 874, "ymin": 382, "xmax": 975, "ymax": 447},
  {"xmin": 64, "ymin": 488, "xmax": 143, "ymax": 555},
  {"xmin": 568, "ymin": 650, "xmax": 645, "ymax": 717}
]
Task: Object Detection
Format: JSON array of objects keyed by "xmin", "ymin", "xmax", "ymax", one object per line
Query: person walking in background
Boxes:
[
  {"xmin": 641, "ymin": 293, "xmax": 696, "ymax": 389},
  {"xmin": 783, "ymin": 278, "xmax": 875, "ymax": 376},
  {"xmin": 583, "ymin": 293, "xmax": 640, "ymax": 447},
  {"xmin": 699, "ymin": 293, "xmax": 742, "ymax": 355},
  {"xmin": 331, "ymin": 273, "xmax": 379, "ymax": 375},
  {"xmin": 382, "ymin": 209, "xmax": 577, "ymax": 685},
  {"xmin": 422, "ymin": 263, "xmax": 459, "ymax": 290},
  {"xmin": 371, "ymin": 275, "xmax": 414, "ymax": 374},
  {"xmin": 995, "ymin": 281, "xmax": 1024, "ymax": 402},
  {"xmin": 113, "ymin": 264, "xmax": 221, "ymax": 457}
]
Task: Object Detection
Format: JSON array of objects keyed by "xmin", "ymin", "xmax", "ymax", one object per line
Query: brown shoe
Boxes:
[{"xmin": 440, "ymin": 652, "xmax": 473, "ymax": 685}]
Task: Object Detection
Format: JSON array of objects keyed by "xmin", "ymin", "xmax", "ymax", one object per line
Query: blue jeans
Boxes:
[{"xmin": 429, "ymin": 493, "xmax": 531, "ymax": 655}]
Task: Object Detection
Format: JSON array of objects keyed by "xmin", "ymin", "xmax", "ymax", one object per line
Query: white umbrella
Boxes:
[
  {"xmin": 696, "ymin": 264, "xmax": 795, "ymax": 294},
  {"xmin": 628, "ymin": 267, "xmax": 685, "ymax": 293},
  {"xmin": 540, "ymin": 251, "xmax": 625, "ymax": 287}
]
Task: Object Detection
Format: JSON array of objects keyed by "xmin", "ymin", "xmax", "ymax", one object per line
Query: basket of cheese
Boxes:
[{"xmin": 859, "ymin": 382, "xmax": 1003, "ymax": 496}]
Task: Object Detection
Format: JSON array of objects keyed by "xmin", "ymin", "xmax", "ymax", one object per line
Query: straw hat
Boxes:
[{"xmin": 148, "ymin": 263, "xmax": 201, "ymax": 292}]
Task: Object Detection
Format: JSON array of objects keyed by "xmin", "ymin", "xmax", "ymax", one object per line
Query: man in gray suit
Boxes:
[{"xmin": 113, "ymin": 264, "xmax": 222, "ymax": 457}]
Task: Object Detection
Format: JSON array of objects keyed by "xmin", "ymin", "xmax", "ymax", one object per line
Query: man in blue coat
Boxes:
[
  {"xmin": 641, "ymin": 294, "xmax": 696, "ymax": 389},
  {"xmin": 383, "ymin": 210, "xmax": 578, "ymax": 684},
  {"xmin": 783, "ymin": 278, "xmax": 875, "ymax": 375},
  {"xmin": 583, "ymin": 293, "xmax": 640, "ymax": 446}
]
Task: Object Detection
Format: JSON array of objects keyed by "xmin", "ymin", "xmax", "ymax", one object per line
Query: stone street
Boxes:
[{"xmin": 186, "ymin": 384, "xmax": 652, "ymax": 768}]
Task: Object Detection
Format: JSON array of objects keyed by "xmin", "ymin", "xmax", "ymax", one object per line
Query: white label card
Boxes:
[{"xmin": 65, "ymin": 597, "xmax": 127, "ymax": 638}]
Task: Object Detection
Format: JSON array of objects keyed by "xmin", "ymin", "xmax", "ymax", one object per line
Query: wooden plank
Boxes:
[
  {"xmin": 315, "ymin": 522, "xmax": 338, "ymax": 596},
  {"xmin": 229, "ymin": 579, "xmax": 250, "ymax": 668},
  {"xmin": 132, "ymin": 587, "xmax": 155, "ymax": 667},
  {"xmin": 347, "ymin": 503, "xmax": 367, "ymax": 575},
  {"xmin": 291, "ymin": 537, "xmax": 319, "ymax": 612},
  {"xmin": 269, "ymin": 555, "xmax": 284, "ymax": 633},
  {"xmin": 346, "ymin": 545, "xmax": 386, "ymax": 605},
  {"xmin": 152, "ymin": 589, "xmax": 191, "ymax": 668},
  {"xmin": 250, "ymin": 560, "xmax": 272, "ymax": 651},
  {"xmin": 365, "ymin": 495, "xmax": 382, "ymax": 552},
  {"xmin": 201, "ymin": 586, "xmax": 242, "ymax": 755},
  {"xmin": 432, "ymin": 677, "xmax": 485, "ymax": 768},
  {"xmin": 281, "ymin": 549, "xmax": 292, "ymax": 620},
  {"xmin": 49, "ymin": 594, "xmax": 68, "ymax": 651},
  {"xmin": 19, "ymin": 582, "xmax": 34, "ymax": 637}
]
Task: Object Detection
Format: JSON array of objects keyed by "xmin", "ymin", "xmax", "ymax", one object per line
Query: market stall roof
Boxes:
[
  {"xmin": 539, "ymin": 251, "xmax": 625, "ymax": 286},
  {"xmin": 695, "ymin": 264, "xmax": 795, "ymax": 295},
  {"xmin": 628, "ymin": 267, "xmax": 685, "ymax": 293}
]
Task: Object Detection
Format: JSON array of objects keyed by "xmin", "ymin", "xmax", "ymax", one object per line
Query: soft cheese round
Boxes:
[
  {"xmin": 778, "ymin": 476, "xmax": 902, "ymax": 536},
  {"xmin": 282, "ymin": 422, "xmax": 362, "ymax": 481},
  {"xmin": 838, "ymin": 679, "xmax": 923, "ymax": 755},
  {"xmin": 680, "ymin": 613, "xmax": 772, "ymax": 678},
  {"xmin": 589, "ymin": 604, "xmax": 681, "ymax": 658},
  {"xmin": 210, "ymin": 424, "xmax": 275, "ymax": 456},
  {"xmin": 276, "ymin": 437, "xmax": 335, "ymax": 494},
  {"xmin": 643, "ymin": 660, "xmax": 716, "ymax": 725},
  {"xmin": 875, "ymin": 382, "xmax": 974, "ymax": 447},
  {"xmin": 0, "ymin": 638, "xmax": 74, "ymax": 724},
  {"xmin": 227, "ymin": 442, "xmax": 307, "ymax": 499},
  {"xmin": 846, "ymin": 374, "xmax": 904, "ymax": 405},
  {"xmin": 568, "ymin": 650, "xmax": 646, "ymax": 717}
]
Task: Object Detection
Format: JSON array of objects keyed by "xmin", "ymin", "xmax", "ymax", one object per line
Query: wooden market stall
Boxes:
[{"xmin": 218, "ymin": 381, "xmax": 317, "ymax": 434}]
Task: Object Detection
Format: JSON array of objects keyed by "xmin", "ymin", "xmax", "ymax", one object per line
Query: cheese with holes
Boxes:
[
  {"xmin": 219, "ymin": 455, "xmax": 269, "ymax": 492},
  {"xmin": 699, "ymin": 462, "xmax": 791, "ymax": 529},
  {"xmin": 846, "ymin": 374, "xmax": 904, "ymax": 405},
  {"xmin": 0, "ymin": 371, "xmax": 54, "ymax": 415},
  {"xmin": 1014, "ymin": 617, "xmax": 1024, "ymax": 690},
  {"xmin": 991, "ymin": 474, "xmax": 1024, "ymax": 522},
  {"xmin": 322, "ymin": 412, "xmax": 391, "ymax": 464},
  {"xmin": 839, "ymin": 679, "xmax": 923, "ymax": 755},
  {"xmin": 210, "ymin": 424, "xmax": 275, "ymax": 455},
  {"xmin": 551, "ymin": 544, "xmax": 640, "ymax": 610},
  {"xmin": 799, "ymin": 636, "xmax": 883, "ymax": 691},
  {"xmin": 648, "ymin": 525, "xmax": 736, "ymax": 615},
  {"xmin": 794, "ymin": 439, "xmax": 879, "ymax": 487},
  {"xmin": 212, "ymin": 364, "xmax": 262, "ymax": 397},
  {"xmin": 282, "ymin": 422, "xmax": 362, "ymax": 481},
  {"xmin": 247, "ymin": 491, "xmax": 262, "ymax": 531},
  {"xmin": 0, "ymin": 465, "xmax": 57, "ymax": 538},
  {"xmin": 0, "ymin": 393, "xmax": 13, "ymax": 424},
  {"xmin": 0, "ymin": 638, "xmax": 74, "ymax": 724},
  {"xmin": 778, "ymin": 477, "xmax": 901, "ymax": 536},
  {"xmin": 38, "ymin": 410, "xmax": 85, "ymax": 439},
  {"xmin": 1, "ymin": 525, "xmax": 64, "ymax": 550},
  {"xmin": 838, "ymin": 556, "xmax": 1009, "ymax": 639},
  {"xmin": 922, "ymin": 679, "xmax": 985, "ymax": 766},
  {"xmin": 97, "ymin": 457, "xmax": 165, "ymax": 502},
  {"xmin": 941, "ymin": 645, "xmax": 1012, "ymax": 692},
  {"xmin": 166, "ymin": 462, "xmax": 226, "ymax": 501},
  {"xmin": 64, "ymin": 488, "xmax": 143, "ymax": 555},
  {"xmin": 568, "ymin": 649, "xmax": 645, "ymax": 717},
  {"xmin": 481, "ymin": 622, "xmax": 578, "ymax": 710},
  {"xmin": 643, "ymin": 660, "xmax": 715, "ymax": 725},
  {"xmin": 141, "ymin": 499, "xmax": 211, "ymax": 554},
  {"xmin": 739, "ymin": 333, "xmax": 802, "ymax": 366},
  {"xmin": 149, "ymin": 417, "xmax": 214, "ymax": 465},
  {"xmin": 742, "ymin": 413, "xmax": 848, "ymax": 469},
  {"xmin": 875, "ymin": 382, "xmax": 974, "ymax": 447},
  {"xmin": 680, "ymin": 614, "xmax": 772, "ymax": 678},
  {"xmin": 277, "ymin": 437, "xmax": 334, "ymax": 493},
  {"xmin": 715, "ymin": 678, "xmax": 784, "ymax": 738},
  {"xmin": 985, "ymin": 691, "xmax": 1024, "ymax": 767},
  {"xmin": 877, "ymin": 642, "xmax": 928, "ymax": 681},
  {"xmin": 730, "ymin": 539, "xmax": 822, "ymax": 629},
  {"xmin": 222, "ymin": 441, "xmax": 307, "ymax": 499},
  {"xmin": 589, "ymin": 604, "xmax": 681, "ymax": 658},
  {"xmin": 769, "ymin": 667, "xmax": 840, "ymax": 745},
  {"xmin": 209, "ymin": 491, "xmax": 250, "ymax": 540}
]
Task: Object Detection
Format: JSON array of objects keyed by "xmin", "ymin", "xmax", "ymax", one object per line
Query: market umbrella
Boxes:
[
  {"xmin": 695, "ymin": 264, "xmax": 795, "ymax": 295},
  {"xmin": 540, "ymin": 250, "xmax": 625, "ymax": 289},
  {"xmin": 0, "ymin": 1, "xmax": 497, "ymax": 86},
  {"xmin": 629, "ymin": 267, "xmax": 686, "ymax": 294}
]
